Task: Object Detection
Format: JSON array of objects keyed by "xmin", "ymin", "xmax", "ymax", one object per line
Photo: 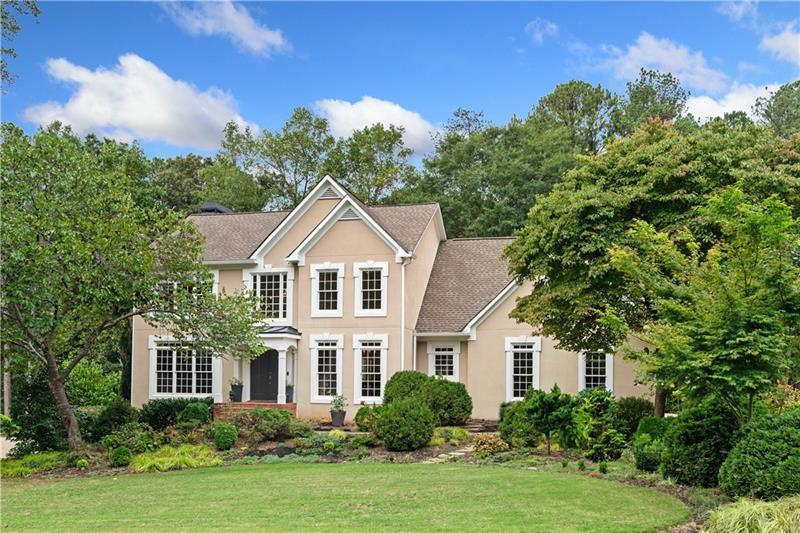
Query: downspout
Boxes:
[{"xmin": 400, "ymin": 258, "xmax": 406, "ymax": 371}]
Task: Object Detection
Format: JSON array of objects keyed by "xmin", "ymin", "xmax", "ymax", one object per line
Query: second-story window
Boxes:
[
  {"xmin": 311, "ymin": 263, "xmax": 344, "ymax": 317},
  {"xmin": 354, "ymin": 261, "xmax": 388, "ymax": 317},
  {"xmin": 252, "ymin": 272, "xmax": 288, "ymax": 320}
]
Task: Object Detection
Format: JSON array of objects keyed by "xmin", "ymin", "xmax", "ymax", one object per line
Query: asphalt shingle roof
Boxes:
[{"xmin": 188, "ymin": 211, "xmax": 289, "ymax": 261}]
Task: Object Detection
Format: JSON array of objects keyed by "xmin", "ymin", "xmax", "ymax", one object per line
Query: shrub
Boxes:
[
  {"xmin": 0, "ymin": 451, "xmax": 67, "ymax": 478},
  {"xmin": 383, "ymin": 371, "xmax": 429, "ymax": 404},
  {"xmin": 499, "ymin": 401, "xmax": 541, "ymax": 448},
  {"xmin": 177, "ymin": 402, "xmax": 211, "ymax": 424},
  {"xmin": 74, "ymin": 406, "xmax": 103, "ymax": 442},
  {"xmin": 75, "ymin": 458, "xmax": 89, "ymax": 470},
  {"xmin": 328, "ymin": 429, "xmax": 347, "ymax": 440},
  {"xmin": 94, "ymin": 398, "xmax": 139, "ymax": 438},
  {"xmin": 522, "ymin": 385, "xmax": 575, "ymax": 454},
  {"xmin": 233, "ymin": 408, "xmax": 293, "ymax": 445},
  {"xmin": 288, "ymin": 420, "xmax": 314, "ymax": 438},
  {"xmin": 213, "ymin": 422, "xmax": 238, "ymax": 451},
  {"xmin": 632, "ymin": 433, "xmax": 664, "ymax": 473},
  {"xmin": 586, "ymin": 428, "xmax": 626, "ymax": 462},
  {"xmin": 110, "ymin": 447, "xmax": 133, "ymax": 468},
  {"xmin": 615, "ymin": 397, "xmax": 654, "ymax": 440},
  {"xmin": 65, "ymin": 359, "xmax": 121, "ymax": 408},
  {"xmin": 718, "ymin": 409, "xmax": 800, "ymax": 500},
  {"xmin": 130, "ymin": 444, "xmax": 222, "ymax": 472},
  {"xmin": 100, "ymin": 422, "xmax": 168, "ymax": 454},
  {"xmin": 634, "ymin": 416, "xmax": 673, "ymax": 441},
  {"xmin": 376, "ymin": 398, "xmax": 435, "ymax": 451},
  {"xmin": 473, "ymin": 433, "xmax": 509, "ymax": 458},
  {"xmin": 355, "ymin": 404, "xmax": 383, "ymax": 434},
  {"xmin": 139, "ymin": 397, "xmax": 213, "ymax": 431},
  {"xmin": 598, "ymin": 461, "xmax": 608, "ymax": 474},
  {"xmin": 9, "ymin": 369, "xmax": 67, "ymax": 454},
  {"xmin": 420, "ymin": 379, "xmax": 473, "ymax": 426},
  {"xmin": 433, "ymin": 427, "xmax": 471, "ymax": 446},
  {"xmin": 706, "ymin": 495, "xmax": 800, "ymax": 533},
  {"xmin": 763, "ymin": 383, "xmax": 800, "ymax": 415},
  {"xmin": 578, "ymin": 460, "xmax": 586, "ymax": 471},
  {"xmin": 661, "ymin": 401, "xmax": 739, "ymax": 487},
  {"xmin": 348, "ymin": 434, "xmax": 378, "ymax": 449},
  {"xmin": 0, "ymin": 414, "xmax": 20, "ymax": 437}
]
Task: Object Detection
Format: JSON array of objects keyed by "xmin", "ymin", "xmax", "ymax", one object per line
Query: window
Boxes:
[
  {"xmin": 252, "ymin": 272, "xmax": 288, "ymax": 320},
  {"xmin": 505, "ymin": 336, "xmax": 541, "ymax": 401},
  {"xmin": 310, "ymin": 263, "xmax": 344, "ymax": 317},
  {"xmin": 354, "ymin": 334, "xmax": 388, "ymax": 403},
  {"xmin": 580, "ymin": 352, "xmax": 613, "ymax": 392},
  {"xmin": 154, "ymin": 343, "xmax": 213, "ymax": 396},
  {"xmin": 310, "ymin": 335, "xmax": 343, "ymax": 402},
  {"xmin": 354, "ymin": 262, "xmax": 388, "ymax": 316},
  {"xmin": 427, "ymin": 343, "xmax": 460, "ymax": 382}
]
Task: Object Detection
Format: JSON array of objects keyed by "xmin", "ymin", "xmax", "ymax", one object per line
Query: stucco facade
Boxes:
[{"xmin": 130, "ymin": 176, "xmax": 651, "ymax": 420}]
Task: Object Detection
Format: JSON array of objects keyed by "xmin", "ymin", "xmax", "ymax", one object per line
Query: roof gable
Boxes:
[{"xmin": 188, "ymin": 211, "xmax": 289, "ymax": 262}]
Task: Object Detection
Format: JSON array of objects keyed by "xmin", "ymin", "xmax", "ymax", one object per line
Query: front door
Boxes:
[{"xmin": 250, "ymin": 350, "xmax": 279, "ymax": 401}]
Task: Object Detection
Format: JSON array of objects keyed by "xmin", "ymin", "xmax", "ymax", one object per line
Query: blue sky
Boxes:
[{"xmin": 2, "ymin": 1, "xmax": 798, "ymax": 157}]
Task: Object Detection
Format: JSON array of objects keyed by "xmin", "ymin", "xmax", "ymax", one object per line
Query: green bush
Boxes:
[
  {"xmin": 355, "ymin": 404, "xmax": 383, "ymax": 434},
  {"xmin": 110, "ymin": 447, "xmax": 133, "ymax": 467},
  {"xmin": 10, "ymin": 369, "xmax": 68, "ymax": 454},
  {"xmin": 0, "ymin": 414, "xmax": 20, "ymax": 437},
  {"xmin": 213, "ymin": 422, "xmax": 238, "ymax": 451},
  {"xmin": 383, "ymin": 371, "xmax": 429, "ymax": 404},
  {"xmin": 632, "ymin": 433, "xmax": 664, "ymax": 472},
  {"xmin": 420, "ymin": 379, "xmax": 473, "ymax": 426},
  {"xmin": 598, "ymin": 461, "xmax": 608, "ymax": 474},
  {"xmin": 288, "ymin": 420, "xmax": 314, "ymax": 438},
  {"xmin": 586, "ymin": 428, "xmax": 625, "ymax": 462},
  {"xmin": 433, "ymin": 427, "xmax": 471, "ymax": 446},
  {"xmin": 100, "ymin": 422, "xmax": 168, "ymax": 454},
  {"xmin": 473, "ymin": 433, "xmax": 509, "ymax": 458},
  {"xmin": 177, "ymin": 402, "xmax": 211, "ymax": 424},
  {"xmin": 75, "ymin": 458, "xmax": 89, "ymax": 470},
  {"xmin": 0, "ymin": 451, "xmax": 67, "ymax": 478},
  {"xmin": 615, "ymin": 397, "xmax": 654, "ymax": 440},
  {"xmin": 634, "ymin": 416, "xmax": 673, "ymax": 441},
  {"xmin": 65, "ymin": 359, "xmax": 121, "ymax": 408},
  {"xmin": 94, "ymin": 397, "xmax": 139, "ymax": 438},
  {"xmin": 139, "ymin": 397, "xmax": 213, "ymax": 431},
  {"xmin": 376, "ymin": 398, "xmax": 435, "ymax": 451},
  {"xmin": 718, "ymin": 409, "xmax": 800, "ymax": 500},
  {"xmin": 129, "ymin": 444, "xmax": 221, "ymax": 472},
  {"xmin": 661, "ymin": 401, "xmax": 739, "ymax": 487},
  {"xmin": 348, "ymin": 434, "xmax": 379, "ymax": 449},
  {"xmin": 499, "ymin": 401, "xmax": 541, "ymax": 448},
  {"xmin": 233, "ymin": 408, "xmax": 294, "ymax": 445},
  {"xmin": 706, "ymin": 495, "xmax": 800, "ymax": 533}
]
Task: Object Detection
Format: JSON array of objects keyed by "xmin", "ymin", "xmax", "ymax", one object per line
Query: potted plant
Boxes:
[
  {"xmin": 229, "ymin": 377, "xmax": 243, "ymax": 402},
  {"xmin": 330, "ymin": 394, "xmax": 347, "ymax": 426}
]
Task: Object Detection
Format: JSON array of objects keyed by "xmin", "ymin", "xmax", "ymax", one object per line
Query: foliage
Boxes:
[
  {"xmin": 1, "ymin": 0, "xmax": 40, "ymax": 89},
  {"xmin": 660, "ymin": 401, "xmax": 739, "ymax": 487},
  {"xmin": 129, "ymin": 444, "xmax": 221, "ymax": 473},
  {"xmin": 100, "ymin": 422, "xmax": 168, "ymax": 454},
  {"xmin": 635, "ymin": 416, "xmax": 673, "ymax": 441},
  {"xmin": 288, "ymin": 420, "xmax": 314, "ymax": 438},
  {"xmin": 718, "ymin": 409, "xmax": 800, "ymax": 500},
  {"xmin": 598, "ymin": 461, "xmax": 608, "ymax": 474},
  {"xmin": 330, "ymin": 394, "xmax": 347, "ymax": 412},
  {"xmin": 523, "ymin": 385, "xmax": 575, "ymax": 454},
  {"xmin": 355, "ymin": 404, "xmax": 383, "ymax": 434},
  {"xmin": 328, "ymin": 429, "xmax": 347, "ymax": 440},
  {"xmin": 196, "ymin": 162, "xmax": 268, "ymax": 212},
  {"xmin": 383, "ymin": 371, "xmax": 429, "ymax": 405},
  {"xmin": 420, "ymin": 378, "xmax": 473, "ymax": 426},
  {"xmin": 177, "ymin": 402, "xmax": 211, "ymax": 425},
  {"xmin": 706, "ymin": 495, "xmax": 800, "ymax": 533},
  {"xmin": 376, "ymin": 398, "xmax": 435, "ymax": 451},
  {"xmin": 75, "ymin": 458, "xmax": 89, "ymax": 470},
  {"xmin": 632, "ymin": 416, "xmax": 673, "ymax": 473},
  {"xmin": 94, "ymin": 398, "xmax": 139, "ymax": 438},
  {"xmin": 575, "ymin": 388, "xmax": 619, "ymax": 453},
  {"xmin": 473, "ymin": 433, "xmax": 509, "ymax": 458},
  {"xmin": 613, "ymin": 69, "xmax": 688, "ymax": 137},
  {"xmin": 150, "ymin": 154, "xmax": 212, "ymax": 212},
  {"xmin": 0, "ymin": 451, "xmax": 66, "ymax": 478},
  {"xmin": 753, "ymin": 80, "xmax": 800, "ymax": 139},
  {"xmin": 64, "ymin": 360, "xmax": 122, "ymax": 408},
  {"xmin": 433, "ymin": 427, "xmax": 471, "ymax": 446},
  {"xmin": 348, "ymin": 434, "xmax": 379, "ymax": 449},
  {"xmin": 499, "ymin": 400, "xmax": 541, "ymax": 448},
  {"xmin": 614, "ymin": 397, "xmax": 654, "ymax": 440},
  {"xmin": 0, "ymin": 414, "xmax": 20, "ymax": 437},
  {"xmin": 586, "ymin": 428, "xmax": 625, "ymax": 462},
  {"xmin": 232, "ymin": 408, "xmax": 296, "ymax": 445},
  {"xmin": 139, "ymin": 397, "xmax": 213, "ymax": 431},
  {"xmin": 763, "ymin": 382, "xmax": 800, "ymax": 415},
  {"xmin": 212, "ymin": 422, "xmax": 238, "ymax": 451},
  {"xmin": 8, "ymin": 368, "xmax": 65, "ymax": 453},
  {"xmin": 109, "ymin": 447, "xmax": 133, "ymax": 468}
]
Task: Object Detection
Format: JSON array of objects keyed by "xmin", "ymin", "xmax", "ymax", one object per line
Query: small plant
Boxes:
[
  {"xmin": 428, "ymin": 437, "xmax": 446, "ymax": 447},
  {"xmin": 230, "ymin": 377, "xmax": 242, "ymax": 386},
  {"xmin": 331, "ymin": 395, "xmax": 348, "ymax": 411},
  {"xmin": 288, "ymin": 420, "xmax": 314, "ymax": 438},
  {"xmin": 130, "ymin": 444, "xmax": 221, "ymax": 472},
  {"xmin": 0, "ymin": 414, "xmax": 20, "ymax": 437},
  {"xmin": 578, "ymin": 460, "xmax": 586, "ymax": 471},
  {"xmin": 561, "ymin": 459, "xmax": 568, "ymax": 468},
  {"xmin": 706, "ymin": 495, "xmax": 800, "ymax": 533},
  {"xmin": 75, "ymin": 458, "xmax": 89, "ymax": 470},
  {"xmin": 433, "ymin": 427, "xmax": 471, "ymax": 446},
  {"xmin": 213, "ymin": 422, "xmax": 238, "ymax": 451},
  {"xmin": 348, "ymin": 434, "xmax": 378, "ymax": 449},
  {"xmin": 0, "ymin": 452, "xmax": 68, "ymax": 478},
  {"xmin": 110, "ymin": 447, "xmax": 133, "ymax": 467},
  {"xmin": 322, "ymin": 440, "xmax": 336, "ymax": 453},
  {"xmin": 177, "ymin": 402, "xmax": 211, "ymax": 424},
  {"xmin": 598, "ymin": 461, "xmax": 608, "ymax": 474},
  {"xmin": 473, "ymin": 433, "xmax": 509, "ymax": 458},
  {"xmin": 328, "ymin": 429, "xmax": 347, "ymax": 441}
]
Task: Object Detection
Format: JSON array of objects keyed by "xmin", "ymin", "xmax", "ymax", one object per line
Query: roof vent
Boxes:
[
  {"xmin": 199, "ymin": 202, "xmax": 233, "ymax": 214},
  {"xmin": 320, "ymin": 187, "xmax": 341, "ymax": 199},
  {"xmin": 340, "ymin": 207, "xmax": 359, "ymax": 220}
]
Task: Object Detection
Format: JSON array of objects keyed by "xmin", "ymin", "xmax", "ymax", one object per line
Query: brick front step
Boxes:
[{"xmin": 213, "ymin": 402, "xmax": 297, "ymax": 420}]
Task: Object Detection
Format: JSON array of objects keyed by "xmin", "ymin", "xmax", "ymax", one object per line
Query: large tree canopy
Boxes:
[{"xmin": 754, "ymin": 80, "xmax": 800, "ymax": 139}]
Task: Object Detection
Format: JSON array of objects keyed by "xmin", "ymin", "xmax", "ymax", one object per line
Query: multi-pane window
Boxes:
[
  {"xmin": 316, "ymin": 341, "xmax": 339, "ymax": 398},
  {"xmin": 433, "ymin": 347, "xmax": 455, "ymax": 379},
  {"xmin": 155, "ymin": 344, "xmax": 212, "ymax": 396},
  {"xmin": 584, "ymin": 353, "xmax": 607, "ymax": 389},
  {"xmin": 361, "ymin": 269, "xmax": 382, "ymax": 310},
  {"xmin": 511, "ymin": 343, "xmax": 536, "ymax": 399},
  {"xmin": 359, "ymin": 341, "xmax": 383, "ymax": 399},
  {"xmin": 253, "ymin": 272, "xmax": 287, "ymax": 320},
  {"xmin": 318, "ymin": 270, "xmax": 339, "ymax": 311}
]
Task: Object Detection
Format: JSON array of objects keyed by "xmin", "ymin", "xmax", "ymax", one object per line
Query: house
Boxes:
[{"xmin": 130, "ymin": 176, "xmax": 650, "ymax": 420}]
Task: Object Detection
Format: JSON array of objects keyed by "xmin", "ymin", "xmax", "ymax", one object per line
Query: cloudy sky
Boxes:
[{"xmin": 3, "ymin": 1, "xmax": 798, "ymax": 157}]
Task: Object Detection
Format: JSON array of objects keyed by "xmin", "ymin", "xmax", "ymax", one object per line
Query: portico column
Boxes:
[{"xmin": 277, "ymin": 349, "xmax": 287, "ymax": 404}]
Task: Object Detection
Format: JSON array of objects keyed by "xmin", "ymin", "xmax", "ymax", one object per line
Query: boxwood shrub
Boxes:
[
  {"xmin": 383, "ymin": 371, "xmax": 429, "ymax": 405},
  {"xmin": 355, "ymin": 404, "xmax": 383, "ymax": 435},
  {"xmin": 632, "ymin": 416, "xmax": 674, "ymax": 472},
  {"xmin": 110, "ymin": 447, "xmax": 133, "ymax": 467},
  {"xmin": 421, "ymin": 379, "xmax": 473, "ymax": 426},
  {"xmin": 376, "ymin": 398, "xmax": 434, "ymax": 451},
  {"xmin": 213, "ymin": 422, "xmax": 238, "ymax": 451},
  {"xmin": 94, "ymin": 398, "xmax": 139, "ymax": 438},
  {"xmin": 718, "ymin": 409, "xmax": 800, "ymax": 500},
  {"xmin": 139, "ymin": 397, "xmax": 214, "ymax": 431},
  {"xmin": 177, "ymin": 402, "xmax": 211, "ymax": 425}
]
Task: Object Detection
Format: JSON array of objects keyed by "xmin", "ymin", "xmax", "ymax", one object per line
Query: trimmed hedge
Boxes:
[
  {"xmin": 139, "ymin": 397, "xmax": 213, "ymax": 431},
  {"xmin": 421, "ymin": 379, "xmax": 473, "ymax": 426},
  {"xmin": 213, "ymin": 422, "xmax": 238, "ymax": 451},
  {"xmin": 383, "ymin": 371, "xmax": 429, "ymax": 405},
  {"xmin": 110, "ymin": 447, "xmax": 133, "ymax": 467},
  {"xmin": 376, "ymin": 398, "xmax": 434, "ymax": 451},
  {"xmin": 177, "ymin": 402, "xmax": 211, "ymax": 424},
  {"xmin": 719, "ymin": 409, "xmax": 800, "ymax": 500}
]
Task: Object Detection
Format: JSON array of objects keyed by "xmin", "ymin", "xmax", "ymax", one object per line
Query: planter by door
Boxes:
[
  {"xmin": 229, "ymin": 384, "xmax": 243, "ymax": 402},
  {"xmin": 331, "ymin": 410, "xmax": 346, "ymax": 427}
]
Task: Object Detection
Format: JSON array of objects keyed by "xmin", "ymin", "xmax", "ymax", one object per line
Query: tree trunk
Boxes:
[
  {"xmin": 654, "ymin": 388, "xmax": 666, "ymax": 417},
  {"xmin": 44, "ymin": 356, "xmax": 82, "ymax": 450},
  {"xmin": 2, "ymin": 350, "xmax": 11, "ymax": 417},
  {"xmin": 545, "ymin": 434, "xmax": 551, "ymax": 456}
]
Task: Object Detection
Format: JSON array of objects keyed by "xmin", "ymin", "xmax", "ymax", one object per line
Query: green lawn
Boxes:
[{"xmin": 1, "ymin": 463, "xmax": 689, "ymax": 532}]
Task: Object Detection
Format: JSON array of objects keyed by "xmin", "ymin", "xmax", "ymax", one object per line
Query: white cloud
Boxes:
[
  {"xmin": 24, "ymin": 54, "xmax": 255, "ymax": 150},
  {"xmin": 760, "ymin": 24, "xmax": 800, "ymax": 66},
  {"xmin": 525, "ymin": 18, "xmax": 559, "ymax": 44},
  {"xmin": 315, "ymin": 96, "xmax": 437, "ymax": 154},
  {"xmin": 602, "ymin": 32, "xmax": 728, "ymax": 93},
  {"xmin": 686, "ymin": 81, "xmax": 779, "ymax": 121},
  {"xmin": 716, "ymin": 0, "xmax": 758, "ymax": 23},
  {"xmin": 161, "ymin": 0, "xmax": 289, "ymax": 57}
]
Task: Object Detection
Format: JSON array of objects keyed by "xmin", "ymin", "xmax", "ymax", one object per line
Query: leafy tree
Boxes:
[
  {"xmin": 613, "ymin": 69, "xmax": 688, "ymax": 136},
  {"xmin": 1, "ymin": 123, "xmax": 263, "ymax": 449},
  {"xmin": 1, "ymin": 0, "xmax": 39, "ymax": 90},
  {"xmin": 198, "ymin": 162, "xmax": 268, "ymax": 212},
  {"xmin": 522, "ymin": 385, "xmax": 575, "ymax": 455},
  {"xmin": 219, "ymin": 107, "xmax": 335, "ymax": 208},
  {"xmin": 150, "ymin": 154, "xmax": 212, "ymax": 212},
  {"xmin": 529, "ymin": 80, "xmax": 618, "ymax": 154},
  {"xmin": 753, "ymin": 80, "xmax": 800, "ymax": 139}
]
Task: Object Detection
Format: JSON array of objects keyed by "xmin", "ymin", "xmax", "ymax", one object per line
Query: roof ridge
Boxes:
[
  {"xmin": 188, "ymin": 209, "xmax": 291, "ymax": 217},
  {"xmin": 367, "ymin": 202, "xmax": 440, "ymax": 208},
  {"xmin": 447, "ymin": 236, "xmax": 515, "ymax": 241}
]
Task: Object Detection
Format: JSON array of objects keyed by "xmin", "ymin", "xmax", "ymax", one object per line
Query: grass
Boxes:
[
  {"xmin": 0, "ymin": 452, "xmax": 68, "ymax": 478},
  {"xmin": 705, "ymin": 495, "xmax": 800, "ymax": 533},
  {"xmin": 1, "ymin": 463, "xmax": 689, "ymax": 532}
]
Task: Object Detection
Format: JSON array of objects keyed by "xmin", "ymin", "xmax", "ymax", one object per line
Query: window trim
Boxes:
[
  {"xmin": 505, "ymin": 336, "xmax": 541, "ymax": 401},
  {"xmin": 310, "ymin": 263, "xmax": 345, "ymax": 318},
  {"xmin": 354, "ymin": 261, "xmax": 389, "ymax": 317},
  {"xmin": 309, "ymin": 334, "xmax": 344, "ymax": 404},
  {"xmin": 243, "ymin": 265, "xmax": 294, "ymax": 326},
  {"xmin": 426, "ymin": 342, "xmax": 460, "ymax": 382},
  {"xmin": 353, "ymin": 333, "xmax": 388, "ymax": 404},
  {"xmin": 578, "ymin": 352, "xmax": 614, "ymax": 393},
  {"xmin": 147, "ymin": 336, "xmax": 223, "ymax": 403}
]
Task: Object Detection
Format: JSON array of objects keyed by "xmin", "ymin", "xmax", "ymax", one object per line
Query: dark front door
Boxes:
[{"xmin": 250, "ymin": 350, "xmax": 279, "ymax": 401}]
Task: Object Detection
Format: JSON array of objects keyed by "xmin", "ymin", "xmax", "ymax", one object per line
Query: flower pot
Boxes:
[
  {"xmin": 330, "ymin": 409, "xmax": 346, "ymax": 427},
  {"xmin": 229, "ymin": 384, "xmax": 243, "ymax": 402}
]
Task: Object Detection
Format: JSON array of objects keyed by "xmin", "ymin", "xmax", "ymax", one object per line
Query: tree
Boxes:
[
  {"xmin": 219, "ymin": 107, "xmax": 335, "ymax": 208},
  {"xmin": 522, "ymin": 385, "xmax": 575, "ymax": 455},
  {"xmin": 1, "ymin": 0, "xmax": 39, "ymax": 90},
  {"xmin": 198, "ymin": 162, "xmax": 268, "ymax": 212},
  {"xmin": 753, "ymin": 80, "xmax": 800, "ymax": 139},
  {"xmin": 1, "ymin": 123, "xmax": 263, "ymax": 449},
  {"xmin": 613, "ymin": 69, "xmax": 688, "ymax": 136},
  {"xmin": 529, "ymin": 80, "xmax": 618, "ymax": 154},
  {"xmin": 610, "ymin": 189, "xmax": 799, "ymax": 425},
  {"xmin": 150, "ymin": 154, "xmax": 212, "ymax": 212}
]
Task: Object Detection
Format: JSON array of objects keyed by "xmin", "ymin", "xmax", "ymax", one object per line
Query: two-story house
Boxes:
[{"xmin": 130, "ymin": 176, "xmax": 649, "ymax": 420}]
